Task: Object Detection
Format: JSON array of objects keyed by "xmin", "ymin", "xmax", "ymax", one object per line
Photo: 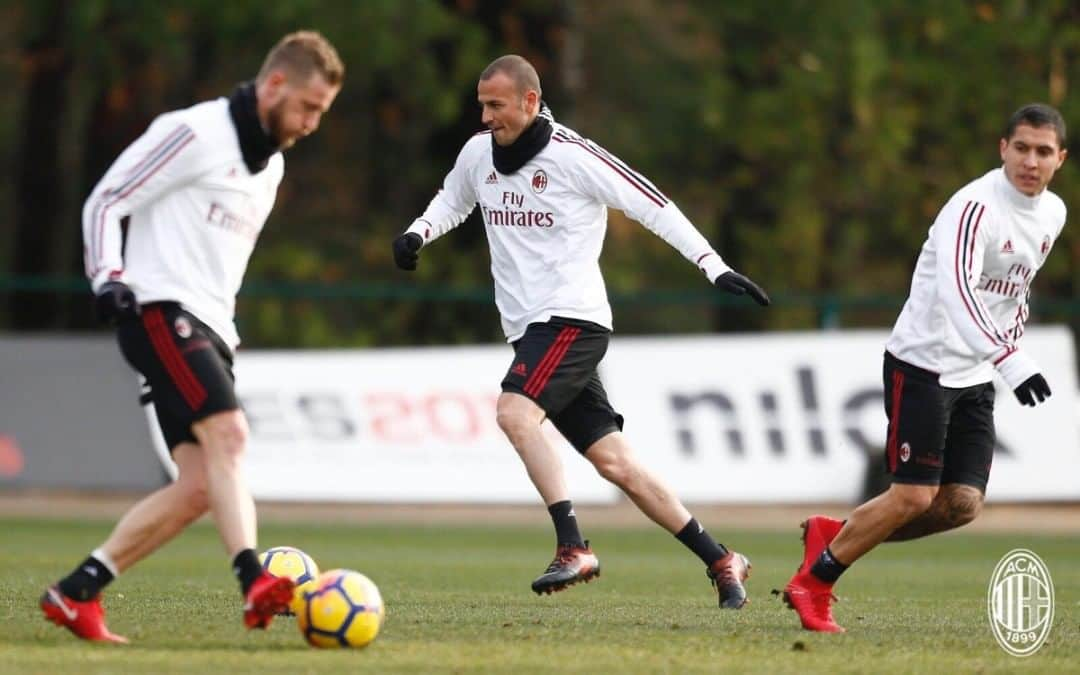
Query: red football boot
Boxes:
[
  {"xmin": 243, "ymin": 572, "xmax": 295, "ymax": 629},
  {"xmin": 799, "ymin": 515, "xmax": 844, "ymax": 573},
  {"xmin": 707, "ymin": 551, "xmax": 752, "ymax": 609},
  {"xmin": 782, "ymin": 571, "xmax": 845, "ymax": 633},
  {"xmin": 531, "ymin": 541, "xmax": 600, "ymax": 595},
  {"xmin": 40, "ymin": 586, "xmax": 129, "ymax": 643}
]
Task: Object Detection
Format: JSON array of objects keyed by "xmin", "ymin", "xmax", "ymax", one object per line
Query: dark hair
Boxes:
[
  {"xmin": 480, "ymin": 54, "xmax": 542, "ymax": 98},
  {"xmin": 257, "ymin": 30, "xmax": 344, "ymax": 87},
  {"xmin": 1003, "ymin": 103, "xmax": 1066, "ymax": 146}
]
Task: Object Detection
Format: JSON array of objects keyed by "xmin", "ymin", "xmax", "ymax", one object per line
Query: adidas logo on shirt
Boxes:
[
  {"xmin": 1001, "ymin": 239, "xmax": 1014, "ymax": 254},
  {"xmin": 485, "ymin": 171, "xmax": 498, "ymax": 184}
]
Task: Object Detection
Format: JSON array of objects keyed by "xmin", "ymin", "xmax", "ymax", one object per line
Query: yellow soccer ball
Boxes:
[
  {"xmin": 258, "ymin": 546, "xmax": 320, "ymax": 616},
  {"xmin": 298, "ymin": 569, "xmax": 385, "ymax": 648}
]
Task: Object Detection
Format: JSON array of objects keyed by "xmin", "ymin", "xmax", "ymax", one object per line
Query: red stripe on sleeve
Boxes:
[
  {"xmin": 952, "ymin": 201, "xmax": 1003, "ymax": 348},
  {"xmin": 92, "ymin": 131, "xmax": 195, "ymax": 273},
  {"xmin": 120, "ymin": 125, "xmax": 192, "ymax": 188},
  {"xmin": 992, "ymin": 348, "xmax": 1017, "ymax": 366},
  {"xmin": 552, "ymin": 136, "xmax": 666, "ymax": 207}
]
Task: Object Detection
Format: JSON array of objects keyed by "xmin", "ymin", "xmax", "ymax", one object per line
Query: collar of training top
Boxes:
[
  {"xmin": 491, "ymin": 102, "xmax": 555, "ymax": 175},
  {"xmin": 228, "ymin": 81, "xmax": 279, "ymax": 174}
]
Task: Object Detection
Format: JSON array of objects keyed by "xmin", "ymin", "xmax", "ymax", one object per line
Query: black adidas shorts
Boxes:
[
  {"xmin": 882, "ymin": 351, "xmax": 996, "ymax": 492},
  {"xmin": 501, "ymin": 317, "xmax": 624, "ymax": 453},
  {"xmin": 116, "ymin": 302, "xmax": 239, "ymax": 451}
]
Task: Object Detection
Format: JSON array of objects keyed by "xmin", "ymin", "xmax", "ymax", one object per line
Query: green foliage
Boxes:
[
  {"xmin": 578, "ymin": 1, "xmax": 1080, "ymax": 335},
  {"xmin": 2, "ymin": 0, "xmax": 1079, "ymax": 344}
]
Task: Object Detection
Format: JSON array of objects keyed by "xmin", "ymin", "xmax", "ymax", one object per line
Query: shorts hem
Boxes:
[
  {"xmin": 500, "ymin": 382, "xmax": 545, "ymax": 409},
  {"xmin": 939, "ymin": 476, "xmax": 989, "ymax": 493},
  {"xmin": 190, "ymin": 402, "xmax": 240, "ymax": 425},
  {"xmin": 889, "ymin": 476, "xmax": 944, "ymax": 486},
  {"xmin": 163, "ymin": 402, "xmax": 240, "ymax": 451},
  {"xmin": 573, "ymin": 423, "xmax": 622, "ymax": 454}
]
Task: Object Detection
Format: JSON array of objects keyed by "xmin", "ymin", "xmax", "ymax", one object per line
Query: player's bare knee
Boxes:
[
  {"xmin": 171, "ymin": 444, "xmax": 210, "ymax": 519},
  {"xmin": 944, "ymin": 485, "xmax": 984, "ymax": 527},
  {"xmin": 593, "ymin": 454, "xmax": 631, "ymax": 487},
  {"xmin": 213, "ymin": 426, "xmax": 248, "ymax": 460},
  {"xmin": 887, "ymin": 485, "xmax": 937, "ymax": 520},
  {"xmin": 195, "ymin": 411, "xmax": 249, "ymax": 463},
  {"xmin": 177, "ymin": 480, "xmax": 210, "ymax": 522},
  {"xmin": 586, "ymin": 444, "xmax": 637, "ymax": 488},
  {"xmin": 495, "ymin": 407, "xmax": 526, "ymax": 441},
  {"xmin": 495, "ymin": 394, "xmax": 542, "ymax": 444}
]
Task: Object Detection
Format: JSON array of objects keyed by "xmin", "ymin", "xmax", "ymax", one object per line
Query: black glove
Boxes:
[
  {"xmin": 1013, "ymin": 373, "xmax": 1051, "ymax": 406},
  {"xmin": 714, "ymin": 271, "xmax": 770, "ymax": 306},
  {"xmin": 392, "ymin": 232, "xmax": 424, "ymax": 271},
  {"xmin": 95, "ymin": 280, "xmax": 139, "ymax": 325}
]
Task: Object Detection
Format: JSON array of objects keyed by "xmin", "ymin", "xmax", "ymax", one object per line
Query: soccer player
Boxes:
[
  {"xmin": 783, "ymin": 103, "xmax": 1068, "ymax": 633},
  {"xmin": 392, "ymin": 55, "xmax": 769, "ymax": 608},
  {"xmin": 40, "ymin": 31, "xmax": 343, "ymax": 642}
]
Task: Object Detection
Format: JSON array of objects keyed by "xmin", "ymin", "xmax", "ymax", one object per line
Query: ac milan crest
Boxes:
[
  {"xmin": 174, "ymin": 317, "xmax": 192, "ymax": 339},
  {"xmin": 899, "ymin": 442, "xmax": 911, "ymax": 463},
  {"xmin": 531, "ymin": 169, "xmax": 548, "ymax": 194}
]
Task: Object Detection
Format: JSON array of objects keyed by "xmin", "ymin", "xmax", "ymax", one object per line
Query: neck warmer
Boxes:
[
  {"xmin": 491, "ymin": 102, "xmax": 555, "ymax": 175},
  {"xmin": 227, "ymin": 81, "xmax": 278, "ymax": 174}
]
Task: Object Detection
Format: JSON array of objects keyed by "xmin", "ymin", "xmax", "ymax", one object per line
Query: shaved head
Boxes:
[{"xmin": 480, "ymin": 54, "xmax": 542, "ymax": 98}]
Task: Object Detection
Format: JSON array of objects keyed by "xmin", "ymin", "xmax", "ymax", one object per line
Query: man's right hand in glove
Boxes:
[
  {"xmin": 392, "ymin": 232, "xmax": 424, "ymax": 271},
  {"xmin": 95, "ymin": 280, "xmax": 139, "ymax": 325},
  {"xmin": 1013, "ymin": 373, "xmax": 1051, "ymax": 407}
]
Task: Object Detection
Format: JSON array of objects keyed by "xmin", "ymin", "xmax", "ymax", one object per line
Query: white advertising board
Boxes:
[
  {"xmin": 149, "ymin": 328, "xmax": 1078, "ymax": 503},
  {"xmin": 601, "ymin": 327, "xmax": 1079, "ymax": 503},
  {"xmin": 229, "ymin": 346, "xmax": 618, "ymax": 503}
]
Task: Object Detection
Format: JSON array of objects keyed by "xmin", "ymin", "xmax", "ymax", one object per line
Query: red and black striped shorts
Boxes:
[
  {"xmin": 502, "ymin": 316, "xmax": 624, "ymax": 453},
  {"xmin": 117, "ymin": 302, "xmax": 238, "ymax": 450}
]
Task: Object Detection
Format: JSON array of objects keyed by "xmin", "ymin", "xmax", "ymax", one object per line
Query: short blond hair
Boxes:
[{"xmin": 257, "ymin": 30, "xmax": 344, "ymax": 86}]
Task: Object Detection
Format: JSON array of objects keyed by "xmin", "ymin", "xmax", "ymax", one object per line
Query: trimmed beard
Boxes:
[{"xmin": 266, "ymin": 99, "xmax": 293, "ymax": 149}]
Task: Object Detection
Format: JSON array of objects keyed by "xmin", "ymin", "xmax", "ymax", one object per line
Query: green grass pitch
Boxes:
[{"xmin": 1, "ymin": 516, "xmax": 1077, "ymax": 674}]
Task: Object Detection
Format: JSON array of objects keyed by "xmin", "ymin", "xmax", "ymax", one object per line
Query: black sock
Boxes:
[
  {"xmin": 232, "ymin": 549, "xmax": 263, "ymax": 596},
  {"xmin": 810, "ymin": 547, "xmax": 848, "ymax": 583},
  {"xmin": 547, "ymin": 500, "xmax": 585, "ymax": 548},
  {"xmin": 57, "ymin": 555, "xmax": 115, "ymax": 601},
  {"xmin": 675, "ymin": 517, "xmax": 729, "ymax": 567}
]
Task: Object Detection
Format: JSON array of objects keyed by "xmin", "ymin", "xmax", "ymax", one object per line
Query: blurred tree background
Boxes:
[{"xmin": 0, "ymin": 0, "xmax": 1078, "ymax": 347}]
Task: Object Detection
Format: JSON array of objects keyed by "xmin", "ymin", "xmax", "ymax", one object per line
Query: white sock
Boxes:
[{"xmin": 91, "ymin": 548, "xmax": 119, "ymax": 578}]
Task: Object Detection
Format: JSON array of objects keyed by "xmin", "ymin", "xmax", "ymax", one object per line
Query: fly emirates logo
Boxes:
[
  {"xmin": 206, "ymin": 201, "xmax": 261, "ymax": 242},
  {"xmin": 978, "ymin": 263, "xmax": 1033, "ymax": 299},
  {"xmin": 481, "ymin": 191, "xmax": 554, "ymax": 228}
]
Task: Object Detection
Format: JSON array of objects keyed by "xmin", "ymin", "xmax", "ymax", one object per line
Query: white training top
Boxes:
[
  {"xmin": 82, "ymin": 98, "xmax": 283, "ymax": 349},
  {"xmin": 886, "ymin": 168, "xmax": 1066, "ymax": 388},
  {"xmin": 407, "ymin": 121, "xmax": 730, "ymax": 341}
]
